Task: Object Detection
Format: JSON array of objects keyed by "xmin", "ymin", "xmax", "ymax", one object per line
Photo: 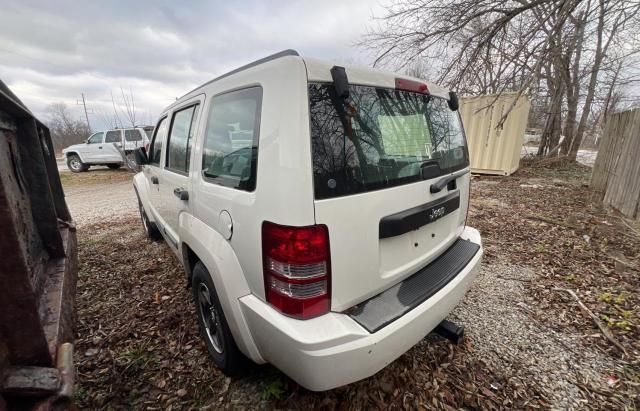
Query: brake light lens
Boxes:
[
  {"xmin": 262, "ymin": 222, "xmax": 330, "ymax": 319},
  {"xmin": 395, "ymin": 78, "xmax": 429, "ymax": 94}
]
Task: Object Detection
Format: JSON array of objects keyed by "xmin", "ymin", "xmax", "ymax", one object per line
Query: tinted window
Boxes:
[
  {"xmin": 105, "ymin": 130, "xmax": 121, "ymax": 143},
  {"xmin": 166, "ymin": 105, "xmax": 200, "ymax": 173},
  {"xmin": 308, "ymin": 83, "xmax": 469, "ymax": 199},
  {"xmin": 125, "ymin": 129, "xmax": 143, "ymax": 141},
  {"xmin": 149, "ymin": 117, "xmax": 168, "ymax": 166},
  {"xmin": 87, "ymin": 132, "xmax": 103, "ymax": 144},
  {"xmin": 202, "ymin": 87, "xmax": 262, "ymax": 191}
]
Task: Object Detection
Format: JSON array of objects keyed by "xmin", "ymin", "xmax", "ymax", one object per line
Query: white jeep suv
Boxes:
[
  {"xmin": 62, "ymin": 127, "xmax": 151, "ymax": 172},
  {"xmin": 133, "ymin": 50, "xmax": 482, "ymax": 391}
]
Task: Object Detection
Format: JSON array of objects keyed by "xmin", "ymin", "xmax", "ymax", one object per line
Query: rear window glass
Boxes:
[
  {"xmin": 105, "ymin": 130, "xmax": 121, "ymax": 143},
  {"xmin": 308, "ymin": 83, "xmax": 469, "ymax": 199},
  {"xmin": 125, "ymin": 129, "xmax": 142, "ymax": 141}
]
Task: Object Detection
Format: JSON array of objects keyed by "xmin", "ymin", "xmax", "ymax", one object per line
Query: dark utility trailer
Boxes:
[{"xmin": 0, "ymin": 80, "xmax": 77, "ymax": 409}]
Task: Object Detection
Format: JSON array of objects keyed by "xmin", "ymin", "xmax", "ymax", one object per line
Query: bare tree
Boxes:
[
  {"xmin": 107, "ymin": 87, "xmax": 140, "ymax": 128},
  {"xmin": 46, "ymin": 103, "xmax": 91, "ymax": 153},
  {"xmin": 120, "ymin": 86, "xmax": 137, "ymax": 127},
  {"xmin": 362, "ymin": 0, "xmax": 640, "ymax": 160},
  {"xmin": 110, "ymin": 90, "xmax": 123, "ymax": 128}
]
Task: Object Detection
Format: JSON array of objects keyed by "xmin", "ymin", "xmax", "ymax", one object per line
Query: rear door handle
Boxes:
[
  {"xmin": 173, "ymin": 188, "xmax": 189, "ymax": 201},
  {"xmin": 98, "ymin": 146, "xmax": 103, "ymax": 149},
  {"xmin": 151, "ymin": 176, "xmax": 159, "ymax": 184}
]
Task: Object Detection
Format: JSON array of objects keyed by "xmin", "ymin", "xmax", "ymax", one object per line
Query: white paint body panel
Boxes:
[
  {"xmin": 63, "ymin": 140, "xmax": 120, "ymax": 164},
  {"xmin": 316, "ymin": 173, "xmax": 469, "ymax": 311},
  {"xmin": 133, "ymin": 51, "xmax": 482, "ymax": 390},
  {"xmin": 241, "ymin": 227, "xmax": 481, "ymax": 391},
  {"xmin": 62, "ymin": 127, "xmax": 150, "ymax": 164}
]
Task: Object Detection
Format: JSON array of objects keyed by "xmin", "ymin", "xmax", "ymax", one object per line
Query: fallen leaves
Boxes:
[{"xmin": 70, "ymin": 160, "xmax": 639, "ymax": 410}]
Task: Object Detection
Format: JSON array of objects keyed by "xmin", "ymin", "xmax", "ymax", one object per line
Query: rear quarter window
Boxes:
[
  {"xmin": 125, "ymin": 129, "xmax": 143, "ymax": 141},
  {"xmin": 201, "ymin": 87, "xmax": 262, "ymax": 191},
  {"xmin": 105, "ymin": 130, "xmax": 121, "ymax": 143}
]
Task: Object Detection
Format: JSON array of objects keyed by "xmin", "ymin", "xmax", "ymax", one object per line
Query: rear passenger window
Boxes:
[
  {"xmin": 105, "ymin": 130, "xmax": 121, "ymax": 143},
  {"xmin": 202, "ymin": 87, "xmax": 262, "ymax": 191},
  {"xmin": 125, "ymin": 129, "xmax": 143, "ymax": 141},
  {"xmin": 149, "ymin": 117, "xmax": 168, "ymax": 166},
  {"xmin": 166, "ymin": 105, "xmax": 200, "ymax": 173}
]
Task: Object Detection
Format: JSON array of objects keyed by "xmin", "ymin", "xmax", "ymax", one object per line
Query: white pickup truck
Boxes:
[
  {"xmin": 62, "ymin": 127, "xmax": 151, "ymax": 172},
  {"xmin": 132, "ymin": 50, "xmax": 482, "ymax": 391}
]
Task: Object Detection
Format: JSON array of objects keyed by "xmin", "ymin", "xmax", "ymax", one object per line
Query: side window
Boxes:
[
  {"xmin": 166, "ymin": 104, "xmax": 200, "ymax": 173},
  {"xmin": 202, "ymin": 87, "xmax": 262, "ymax": 191},
  {"xmin": 87, "ymin": 132, "xmax": 104, "ymax": 144},
  {"xmin": 149, "ymin": 118, "xmax": 168, "ymax": 166},
  {"xmin": 105, "ymin": 130, "xmax": 121, "ymax": 143},
  {"xmin": 125, "ymin": 129, "xmax": 143, "ymax": 141}
]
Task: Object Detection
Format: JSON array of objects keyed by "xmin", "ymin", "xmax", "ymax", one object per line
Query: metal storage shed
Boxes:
[{"xmin": 459, "ymin": 93, "xmax": 530, "ymax": 176}]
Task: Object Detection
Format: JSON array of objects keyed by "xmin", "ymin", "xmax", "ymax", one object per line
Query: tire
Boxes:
[
  {"xmin": 66, "ymin": 154, "xmax": 88, "ymax": 173},
  {"xmin": 192, "ymin": 262, "xmax": 247, "ymax": 376},
  {"xmin": 137, "ymin": 197, "xmax": 161, "ymax": 240},
  {"xmin": 107, "ymin": 164, "xmax": 122, "ymax": 170}
]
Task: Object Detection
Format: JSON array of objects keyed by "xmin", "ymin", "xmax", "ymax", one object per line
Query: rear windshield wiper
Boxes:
[
  {"xmin": 430, "ymin": 169, "xmax": 469, "ymax": 193},
  {"xmin": 420, "ymin": 160, "xmax": 441, "ymax": 180}
]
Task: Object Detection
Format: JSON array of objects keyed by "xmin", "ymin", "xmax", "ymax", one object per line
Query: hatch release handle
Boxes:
[{"xmin": 430, "ymin": 169, "xmax": 469, "ymax": 193}]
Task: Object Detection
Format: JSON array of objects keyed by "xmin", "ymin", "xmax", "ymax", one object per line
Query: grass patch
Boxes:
[{"xmin": 60, "ymin": 168, "xmax": 134, "ymax": 188}]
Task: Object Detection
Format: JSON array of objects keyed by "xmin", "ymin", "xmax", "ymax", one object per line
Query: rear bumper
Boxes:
[{"xmin": 239, "ymin": 226, "xmax": 482, "ymax": 391}]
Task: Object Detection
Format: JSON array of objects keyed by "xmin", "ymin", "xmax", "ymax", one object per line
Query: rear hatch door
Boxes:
[{"xmin": 307, "ymin": 79, "xmax": 471, "ymax": 311}]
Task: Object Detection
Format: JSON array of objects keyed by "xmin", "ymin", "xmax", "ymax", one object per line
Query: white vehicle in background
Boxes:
[
  {"xmin": 132, "ymin": 50, "xmax": 482, "ymax": 391},
  {"xmin": 62, "ymin": 127, "xmax": 152, "ymax": 172}
]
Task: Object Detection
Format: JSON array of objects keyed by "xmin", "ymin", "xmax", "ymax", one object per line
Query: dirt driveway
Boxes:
[
  {"xmin": 64, "ymin": 166, "xmax": 639, "ymax": 409},
  {"xmin": 63, "ymin": 170, "xmax": 138, "ymax": 225}
]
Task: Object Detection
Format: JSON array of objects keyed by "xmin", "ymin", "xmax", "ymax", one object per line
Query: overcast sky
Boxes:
[{"xmin": 0, "ymin": 0, "xmax": 385, "ymax": 131}]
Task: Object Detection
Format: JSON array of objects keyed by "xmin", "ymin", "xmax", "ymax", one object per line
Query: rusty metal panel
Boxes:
[
  {"xmin": 459, "ymin": 93, "xmax": 530, "ymax": 176},
  {"xmin": 0, "ymin": 113, "xmax": 52, "ymax": 367},
  {"xmin": 0, "ymin": 79, "xmax": 78, "ymax": 407}
]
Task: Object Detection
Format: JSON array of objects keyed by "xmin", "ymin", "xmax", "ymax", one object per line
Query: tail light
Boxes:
[
  {"xmin": 262, "ymin": 222, "xmax": 331, "ymax": 319},
  {"xmin": 395, "ymin": 78, "xmax": 429, "ymax": 94}
]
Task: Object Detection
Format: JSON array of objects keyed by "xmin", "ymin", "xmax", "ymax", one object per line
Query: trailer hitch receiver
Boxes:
[{"xmin": 434, "ymin": 319, "xmax": 465, "ymax": 345}]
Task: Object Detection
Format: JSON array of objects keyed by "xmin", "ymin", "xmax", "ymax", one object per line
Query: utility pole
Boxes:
[{"xmin": 77, "ymin": 93, "xmax": 91, "ymax": 131}]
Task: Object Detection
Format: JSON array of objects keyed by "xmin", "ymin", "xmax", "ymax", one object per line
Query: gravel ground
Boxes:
[
  {"xmin": 452, "ymin": 263, "xmax": 617, "ymax": 409},
  {"xmin": 63, "ymin": 170, "xmax": 138, "ymax": 226},
  {"xmin": 65, "ymin": 167, "xmax": 638, "ymax": 409}
]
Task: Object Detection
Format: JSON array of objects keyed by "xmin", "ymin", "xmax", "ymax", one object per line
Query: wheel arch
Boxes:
[
  {"xmin": 179, "ymin": 214, "xmax": 264, "ymax": 363},
  {"xmin": 181, "ymin": 242, "xmax": 199, "ymax": 287},
  {"xmin": 132, "ymin": 172, "xmax": 155, "ymax": 222},
  {"xmin": 65, "ymin": 151, "xmax": 85, "ymax": 163}
]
